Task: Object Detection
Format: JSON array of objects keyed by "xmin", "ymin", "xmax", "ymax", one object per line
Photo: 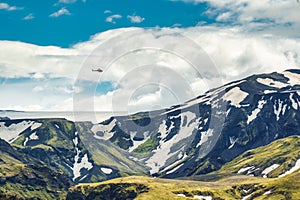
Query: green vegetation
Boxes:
[
  {"xmin": 67, "ymin": 182, "xmax": 149, "ymax": 200},
  {"xmin": 127, "ymin": 112, "xmax": 149, "ymax": 121},
  {"xmin": 1, "ymin": 119, "xmax": 300, "ymax": 199},
  {"xmin": 68, "ymin": 170, "xmax": 300, "ymax": 200},
  {"xmin": 133, "ymin": 133, "xmax": 160, "ymax": 157},
  {"xmin": 216, "ymin": 136, "xmax": 300, "ymax": 178},
  {"xmin": 0, "ymin": 164, "xmax": 71, "ymax": 200},
  {"xmin": 76, "ymin": 122, "xmax": 147, "ymax": 178},
  {"xmin": 66, "ymin": 136, "xmax": 300, "ymax": 200},
  {"xmin": 109, "ymin": 125, "xmax": 133, "ymax": 150}
]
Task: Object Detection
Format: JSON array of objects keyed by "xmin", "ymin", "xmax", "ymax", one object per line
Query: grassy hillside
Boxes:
[
  {"xmin": 216, "ymin": 136, "xmax": 300, "ymax": 178},
  {"xmin": 67, "ymin": 169, "xmax": 300, "ymax": 200},
  {"xmin": 0, "ymin": 163, "xmax": 71, "ymax": 199},
  {"xmin": 67, "ymin": 136, "xmax": 300, "ymax": 200},
  {"xmin": 0, "ymin": 138, "xmax": 71, "ymax": 199},
  {"xmin": 76, "ymin": 122, "xmax": 147, "ymax": 177}
]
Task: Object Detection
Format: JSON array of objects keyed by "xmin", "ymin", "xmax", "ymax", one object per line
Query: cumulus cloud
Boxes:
[
  {"xmin": 0, "ymin": 2, "xmax": 23, "ymax": 11},
  {"xmin": 22, "ymin": 13, "xmax": 35, "ymax": 20},
  {"xmin": 49, "ymin": 7, "xmax": 71, "ymax": 18},
  {"xmin": 184, "ymin": 26, "xmax": 300, "ymax": 79},
  {"xmin": 175, "ymin": 0, "xmax": 300, "ymax": 32},
  {"xmin": 127, "ymin": 15, "xmax": 145, "ymax": 23},
  {"xmin": 1, "ymin": 25, "xmax": 300, "ymax": 112},
  {"xmin": 104, "ymin": 9, "xmax": 111, "ymax": 14},
  {"xmin": 1, "ymin": 0, "xmax": 300, "ymax": 113},
  {"xmin": 105, "ymin": 14, "xmax": 122, "ymax": 23}
]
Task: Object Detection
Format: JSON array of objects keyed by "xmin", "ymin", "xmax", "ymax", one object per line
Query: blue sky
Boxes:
[
  {"xmin": 0, "ymin": 0, "xmax": 300, "ymax": 113},
  {"xmin": 0, "ymin": 0, "xmax": 213, "ymax": 47}
]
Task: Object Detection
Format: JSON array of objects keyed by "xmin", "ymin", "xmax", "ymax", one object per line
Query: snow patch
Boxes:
[
  {"xmin": 264, "ymin": 90, "xmax": 277, "ymax": 94},
  {"xmin": 72, "ymin": 153, "xmax": 93, "ymax": 181},
  {"xmin": 101, "ymin": 167, "xmax": 113, "ymax": 174},
  {"xmin": 257, "ymin": 78, "xmax": 288, "ymax": 88},
  {"xmin": 73, "ymin": 137, "xmax": 78, "ymax": 146},
  {"xmin": 282, "ymin": 71, "xmax": 300, "ymax": 86},
  {"xmin": 226, "ymin": 108, "xmax": 231, "ymax": 117},
  {"xmin": 166, "ymin": 163, "xmax": 184, "ymax": 175},
  {"xmin": 71, "ymin": 132, "xmax": 93, "ymax": 181},
  {"xmin": 279, "ymin": 158, "xmax": 300, "ymax": 177},
  {"xmin": 162, "ymin": 80, "xmax": 246, "ymax": 115},
  {"xmin": 193, "ymin": 195, "xmax": 213, "ymax": 200},
  {"xmin": 177, "ymin": 194, "xmax": 186, "ymax": 197},
  {"xmin": 238, "ymin": 166, "xmax": 254, "ymax": 174},
  {"xmin": 23, "ymin": 131, "xmax": 40, "ymax": 146},
  {"xmin": 290, "ymin": 93, "xmax": 298, "ymax": 110},
  {"xmin": 146, "ymin": 112, "xmax": 200, "ymax": 174},
  {"xmin": 228, "ymin": 136, "xmax": 238, "ymax": 149},
  {"xmin": 79, "ymin": 174, "xmax": 89, "ymax": 182},
  {"xmin": 262, "ymin": 164, "xmax": 280, "ymax": 178},
  {"xmin": 198, "ymin": 129, "xmax": 214, "ymax": 147},
  {"xmin": 247, "ymin": 99, "xmax": 267, "ymax": 124},
  {"xmin": 92, "ymin": 119, "xmax": 117, "ymax": 140},
  {"xmin": 23, "ymin": 137, "xmax": 29, "ymax": 146},
  {"xmin": 0, "ymin": 121, "xmax": 34, "ymax": 143},
  {"xmin": 274, "ymin": 99, "xmax": 284, "ymax": 121},
  {"xmin": 264, "ymin": 190, "xmax": 272, "ymax": 195},
  {"xmin": 29, "ymin": 132, "xmax": 39, "ymax": 140},
  {"xmin": 31, "ymin": 122, "xmax": 42, "ymax": 131},
  {"xmin": 242, "ymin": 194, "xmax": 252, "ymax": 200},
  {"xmin": 222, "ymin": 87, "xmax": 248, "ymax": 107}
]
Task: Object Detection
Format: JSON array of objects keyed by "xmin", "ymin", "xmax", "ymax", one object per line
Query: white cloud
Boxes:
[
  {"xmin": 1, "ymin": 0, "xmax": 300, "ymax": 113},
  {"xmin": 23, "ymin": 13, "xmax": 35, "ymax": 20},
  {"xmin": 127, "ymin": 15, "xmax": 145, "ymax": 23},
  {"xmin": 105, "ymin": 14, "xmax": 122, "ymax": 24},
  {"xmin": 175, "ymin": 0, "xmax": 300, "ymax": 33},
  {"xmin": 104, "ymin": 10, "xmax": 111, "ymax": 14},
  {"xmin": 32, "ymin": 86, "xmax": 44, "ymax": 92},
  {"xmin": 172, "ymin": 23, "xmax": 182, "ymax": 27},
  {"xmin": 1, "ymin": 25, "xmax": 300, "ymax": 112},
  {"xmin": 0, "ymin": 2, "xmax": 23, "ymax": 11},
  {"xmin": 184, "ymin": 26, "xmax": 300, "ymax": 79},
  {"xmin": 216, "ymin": 12, "xmax": 231, "ymax": 22},
  {"xmin": 58, "ymin": 0, "xmax": 77, "ymax": 4},
  {"xmin": 49, "ymin": 7, "xmax": 71, "ymax": 18}
]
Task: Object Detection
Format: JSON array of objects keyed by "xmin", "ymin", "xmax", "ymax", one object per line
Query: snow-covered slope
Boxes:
[
  {"xmin": 1, "ymin": 69, "xmax": 299, "ymax": 180},
  {"xmin": 85, "ymin": 69, "xmax": 300, "ymax": 177}
]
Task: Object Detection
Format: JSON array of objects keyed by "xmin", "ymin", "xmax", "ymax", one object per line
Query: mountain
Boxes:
[
  {"xmin": 0, "ymin": 69, "xmax": 300, "ymax": 199},
  {"xmin": 66, "ymin": 137, "xmax": 300, "ymax": 200},
  {"xmin": 0, "ymin": 118, "xmax": 129, "ymax": 183},
  {"xmin": 81, "ymin": 69, "xmax": 300, "ymax": 178}
]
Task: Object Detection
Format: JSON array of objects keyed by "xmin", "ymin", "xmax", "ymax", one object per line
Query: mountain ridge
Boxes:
[{"xmin": 0, "ymin": 69, "xmax": 300, "ymax": 199}]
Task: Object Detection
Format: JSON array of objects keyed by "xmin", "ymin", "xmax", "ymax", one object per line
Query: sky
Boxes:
[{"xmin": 0, "ymin": 0, "xmax": 300, "ymax": 114}]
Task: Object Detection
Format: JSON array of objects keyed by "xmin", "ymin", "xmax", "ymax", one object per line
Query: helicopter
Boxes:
[{"xmin": 92, "ymin": 68, "xmax": 103, "ymax": 73}]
